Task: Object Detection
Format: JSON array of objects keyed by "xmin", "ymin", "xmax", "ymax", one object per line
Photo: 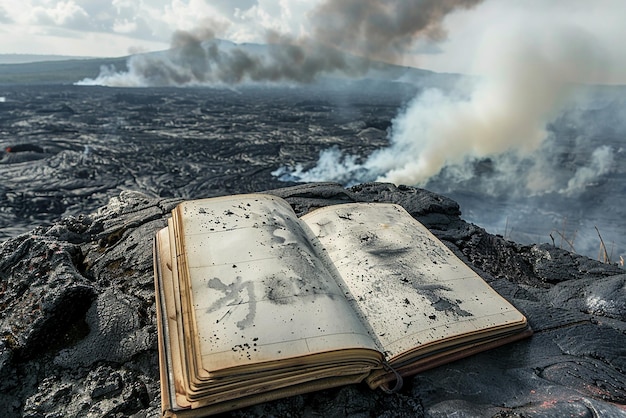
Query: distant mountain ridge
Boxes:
[
  {"xmin": 0, "ymin": 54, "xmax": 98, "ymax": 64},
  {"xmin": 0, "ymin": 41, "xmax": 457, "ymax": 86},
  {"xmin": 0, "ymin": 56, "xmax": 129, "ymax": 85}
]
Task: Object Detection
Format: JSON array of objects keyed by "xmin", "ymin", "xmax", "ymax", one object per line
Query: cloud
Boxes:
[
  {"xmin": 31, "ymin": 1, "xmax": 91, "ymax": 30},
  {"xmin": 210, "ymin": 0, "xmax": 258, "ymax": 16},
  {"xmin": 0, "ymin": 0, "xmax": 173, "ymax": 44},
  {"xmin": 0, "ymin": 5, "xmax": 11, "ymax": 23},
  {"xmin": 112, "ymin": 18, "xmax": 137, "ymax": 34}
]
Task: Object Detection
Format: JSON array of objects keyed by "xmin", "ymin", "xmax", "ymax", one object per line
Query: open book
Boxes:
[{"xmin": 153, "ymin": 194, "xmax": 531, "ymax": 417}]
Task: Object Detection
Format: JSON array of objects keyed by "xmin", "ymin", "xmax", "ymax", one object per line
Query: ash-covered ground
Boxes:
[
  {"xmin": 0, "ymin": 82, "xmax": 405, "ymax": 234},
  {"xmin": 1, "ymin": 81, "xmax": 626, "ymax": 418},
  {"xmin": 0, "ymin": 81, "xmax": 625, "ymax": 262}
]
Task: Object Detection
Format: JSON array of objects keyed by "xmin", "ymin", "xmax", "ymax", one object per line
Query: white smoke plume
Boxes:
[
  {"xmin": 376, "ymin": 21, "xmax": 606, "ymax": 186},
  {"xmin": 561, "ymin": 145, "xmax": 614, "ymax": 195},
  {"xmin": 280, "ymin": 17, "xmax": 613, "ymax": 196}
]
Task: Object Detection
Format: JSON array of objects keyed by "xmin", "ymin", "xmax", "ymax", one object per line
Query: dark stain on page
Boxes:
[
  {"xmin": 268, "ymin": 209, "xmax": 318, "ymax": 254},
  {"xmin": 359, "ymin": 231, "xmax": 411, "ymax": 258},
  {"xmin": 231, "ymin": 338, "xmax": 259, "ymax": 361},
  {"xmin": 261, "ymin": 210, "xmax": 337, "ymax": 305},
  {"xmin": 206, "ymin": 276, "xmax": 257, "ymax": 330},
  {"xmin": 312, "ymin": 218, "xmax": 335, "ymax": 239},
  {"xmin": 412, "ymin": 284, "xmax": 472, "ymax": 317},
  {"xmin": 265, "ymin": 275, "xmax": 295, "ymax": 305},
  {"xmin": 432, "ymin": 297, "xmax": 472, "ymax": 317},
  {"xmin": 367, "ymin": 246, "xmax": 412, "ymax": 258},
  {"xmin": 338, "ymin": 212, "xmax": 353, "ymax": 221},
  {"xmin": 264, "ymin": 272, "xmax": 334, "ymax": 305}
]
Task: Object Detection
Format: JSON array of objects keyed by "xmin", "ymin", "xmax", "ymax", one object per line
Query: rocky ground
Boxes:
[
  {"xmin": 0, "ymin": 83, "xmax": 406, "ymax": 241},
  {"xmin": 2, "ymin": 84, "xmax": 624, "ymax": 261},
  {"xmin": 0, "ymin": 182, "xmax": 624, "ymax": 417}
]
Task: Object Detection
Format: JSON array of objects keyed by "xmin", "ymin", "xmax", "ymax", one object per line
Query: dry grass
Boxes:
[
  {"xmin": 549, "ymin": 217, "xmax": 577, "ymax": 253},
  {"xmin": 548, "ymin": 221, "xmax": 622, "ymax": 267},
  {"xmin": 595, "ymin": 226, "xmax": 612, "ymax": 264}
]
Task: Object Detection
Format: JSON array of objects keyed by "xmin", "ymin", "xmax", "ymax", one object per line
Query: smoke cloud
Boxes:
[
  {"xmin": 310, "ymin": 0, "xmax": 483, "ymax": 64},
  {"xmin": 561, "ymin": 145, "xmax": 614, "ymax": 195},
  {"xmin": 278, "ymin": 17, "xmax": 613, "ymax": 197},
  {"xmin": 77, "ymin": 0, "xmax": 620, "ymax": 203},
  {"xmin": 78, "ymin": 29, "xmax": 370, "ymax": 87},
  {"xmin": 375, "ymin": 21, "xmax": 606, "ymax": 186},
  {"xmin": 77, "ymin": 0, "xmax": 484, "ymax": 87}
]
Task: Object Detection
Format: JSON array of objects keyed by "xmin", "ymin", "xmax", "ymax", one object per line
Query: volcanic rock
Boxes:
[{"xmin": 0, "ymin": 182, "xmax": 624, "ymax": 417}]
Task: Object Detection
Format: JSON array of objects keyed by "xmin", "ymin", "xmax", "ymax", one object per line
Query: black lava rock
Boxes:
[{"xmin": 0, "ymin": 183, "xmax": 624, "ymax": 417}]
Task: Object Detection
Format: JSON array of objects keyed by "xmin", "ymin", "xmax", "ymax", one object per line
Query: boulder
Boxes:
[{"xmin": 0, "ymin": 183, "xmax": 624, "ymax": 417}]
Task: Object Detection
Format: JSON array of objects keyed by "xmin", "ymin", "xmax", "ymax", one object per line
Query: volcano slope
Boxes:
[{"xmin": 0, "ymin": 182, "xmax": 624, "ymax": 417}]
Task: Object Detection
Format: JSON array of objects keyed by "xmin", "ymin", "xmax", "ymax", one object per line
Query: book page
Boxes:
[
  {"xmin": 302, "ymin": 203, "xmax": 527, "ymax": 360},
  {"xmin": 174, "ymin": 195, "xmax": 381, "ymax": 374},
  {"xmin": 154, "ymin": 227, "xmax": 180, "ymax": 411}
]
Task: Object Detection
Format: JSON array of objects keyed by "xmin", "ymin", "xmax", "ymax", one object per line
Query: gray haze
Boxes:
[{"xmin": 78, "ymin": 0, "xmax": 484, "ymax": 86}]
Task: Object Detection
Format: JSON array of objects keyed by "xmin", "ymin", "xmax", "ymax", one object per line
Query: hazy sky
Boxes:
[{"xmin": 1, "ymin": 0, "xmax": 624, "ymax": 81}]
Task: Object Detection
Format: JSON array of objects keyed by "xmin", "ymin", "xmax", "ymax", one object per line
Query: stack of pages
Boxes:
[{"xmin": 153, "ymin": 194, "xmax": 531, "ymax": 417}]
